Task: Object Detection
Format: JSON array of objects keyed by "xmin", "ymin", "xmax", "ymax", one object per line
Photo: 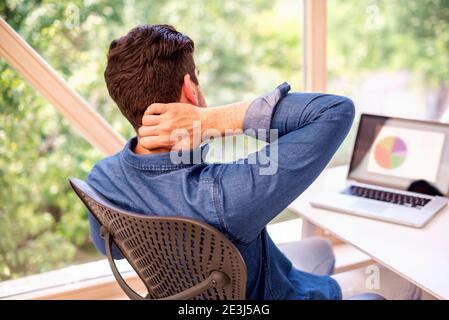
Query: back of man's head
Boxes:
[{"xmin": 104, "ymin": 24, "xmax": 198, "ymax": 131}]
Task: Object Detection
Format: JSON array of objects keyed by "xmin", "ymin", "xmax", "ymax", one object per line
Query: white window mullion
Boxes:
[{"xmin": 0, "ymin": 17, "xmax": 125, "ymax": 156}]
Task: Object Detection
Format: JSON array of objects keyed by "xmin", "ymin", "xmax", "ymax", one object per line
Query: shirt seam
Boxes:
[
  {"xmin": 120, "ymin": 151, "xmax": 193, "ymax": 171},
  {"xmin": 211, "ymin": 167, "xmax": 252, "ymax": 246}
]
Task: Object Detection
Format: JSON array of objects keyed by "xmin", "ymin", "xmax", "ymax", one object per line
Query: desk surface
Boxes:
[{"xmin": 288, "ymin": 166, "xmax": 449, "ymax": 300}]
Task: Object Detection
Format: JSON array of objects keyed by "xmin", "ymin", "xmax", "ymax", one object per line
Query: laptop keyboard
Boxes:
[{"xmin": 345, "ymin": 186, "xmax": 431, "ymax": 209}]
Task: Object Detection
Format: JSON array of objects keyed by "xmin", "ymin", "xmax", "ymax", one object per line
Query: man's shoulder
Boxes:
[{"xmin": 87, "ymin": 152, "xmax": 122, "ymax": 183}]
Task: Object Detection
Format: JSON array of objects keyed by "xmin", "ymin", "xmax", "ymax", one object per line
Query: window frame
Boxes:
[{"xmin": 0, "ymin": 1, "xmax": 324, "ymax": 298}]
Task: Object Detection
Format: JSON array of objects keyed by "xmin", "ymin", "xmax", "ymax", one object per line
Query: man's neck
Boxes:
[{"xmin": 133, "ymin": 142, "xmax": 171, "ymax": 155}]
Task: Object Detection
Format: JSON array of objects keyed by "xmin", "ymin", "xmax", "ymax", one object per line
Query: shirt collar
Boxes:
[{"xmin": 121, "ymin": 137, "xmax": 209, "ymax": 171}]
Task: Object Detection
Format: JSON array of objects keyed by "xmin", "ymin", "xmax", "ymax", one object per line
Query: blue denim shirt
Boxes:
[{"xmin": 86, "ymin": 83, "xmax": 355, "ymax": 300}]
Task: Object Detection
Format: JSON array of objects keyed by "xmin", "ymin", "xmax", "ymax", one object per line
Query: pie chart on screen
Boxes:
[{"xmin": 374, "ymin": 136, "xmax": 408, "ymax": 169}]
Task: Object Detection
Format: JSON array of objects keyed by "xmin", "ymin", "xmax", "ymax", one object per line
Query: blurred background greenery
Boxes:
[{"xmin": 0, "ymin": 0, "xmax": 448, "ymax": 280}]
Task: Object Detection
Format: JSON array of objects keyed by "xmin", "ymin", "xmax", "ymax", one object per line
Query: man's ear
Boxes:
[{"xmin": 181, "ymin": 74, "xmax": 199, "ymax": 105}]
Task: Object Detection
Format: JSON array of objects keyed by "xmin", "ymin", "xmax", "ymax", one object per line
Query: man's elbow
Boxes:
[
  {"xmin": 341, "ymin": 97, "xmax": 356, "ymax": 120},
  {"xmin": 336, "ymin": 96, "xmax": 356, "ymax": 131}
]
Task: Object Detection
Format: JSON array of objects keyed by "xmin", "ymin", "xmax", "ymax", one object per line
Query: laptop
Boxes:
[{"xmin": 311, "ymin": 113, "xmax": 449, "ymax": 228}]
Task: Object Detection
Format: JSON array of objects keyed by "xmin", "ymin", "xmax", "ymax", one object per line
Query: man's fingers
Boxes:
[
  {"xmin": 144, "ymin": 103, "xmax": 170, "ymax": 116},
  {"xmin": 138, "ymin": 125, "xmax": 158, "ymax": 137},
  {"xmin": 139, "ymin": 135, "xmax": 171, "ymax": 150},
  {"xmin": 142, "ymin": 114, "xmax": 161, "ymax": 126}
]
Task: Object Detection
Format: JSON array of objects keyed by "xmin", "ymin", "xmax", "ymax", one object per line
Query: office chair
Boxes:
[
  {"xmin": 69, "ymin": 178, "xmax": 247, "ymax": 300},
  {"xmin": 69, "ymin": 178, "xmax": 385, "ymax": 300}
]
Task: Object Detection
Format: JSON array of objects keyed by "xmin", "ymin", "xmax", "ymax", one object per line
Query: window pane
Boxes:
[
  {"xmin": 0, "ymin": 0, "xmax": 303, "ymax": 285},
  {"xmin": 0, "ymin": 68, "xmax": 103, "ymax": 281},
  {"xmin": 327, "ymin": 0, "xmax": 449, "ymax": 165}
]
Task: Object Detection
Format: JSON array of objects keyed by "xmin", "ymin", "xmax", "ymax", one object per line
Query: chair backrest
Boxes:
[{"xmin": 69, "ymin": 178, "xmax": 247, "ymax": 300}]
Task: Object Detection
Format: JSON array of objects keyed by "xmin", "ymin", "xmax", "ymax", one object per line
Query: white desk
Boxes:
[{"xmin": 288, "ymin": 166, "xmax": 449, "ymax": 300}]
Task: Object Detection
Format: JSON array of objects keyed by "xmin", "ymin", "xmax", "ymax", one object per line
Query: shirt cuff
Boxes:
[{"xmin": 243, "ymin": 82, "xmax": 291, "ymax": 142}]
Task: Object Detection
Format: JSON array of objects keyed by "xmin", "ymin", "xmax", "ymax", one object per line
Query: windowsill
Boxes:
[
  {"xmin": 0, "ymin": 219, "xmax": 304, "ymax": 300},
  {"xmin": 0, "ymin": 259, "xmax": 139, "ymax": 299},
  {"xmin": 1, "ymin": 218, "xmax": 375, "ymax": 300}
]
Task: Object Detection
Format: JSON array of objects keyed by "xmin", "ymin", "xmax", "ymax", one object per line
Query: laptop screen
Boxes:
[{"xmin": 348, "ymin": 114, "xmax": 449, "ymax": 196}]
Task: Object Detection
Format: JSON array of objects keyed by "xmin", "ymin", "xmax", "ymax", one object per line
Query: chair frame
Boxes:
[{"xmin": 69, "ymin": 178, "xmax": 247, "ymax": 300}]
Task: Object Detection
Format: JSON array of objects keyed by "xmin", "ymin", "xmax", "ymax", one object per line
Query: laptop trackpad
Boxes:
[{"xmin": 354, "ymin": 200, "xmax": 388, "ymax": 213}]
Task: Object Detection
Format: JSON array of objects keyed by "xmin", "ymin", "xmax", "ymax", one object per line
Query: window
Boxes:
[
  {"xmin": 327, "ymin": 0, "xmax": 449, "ymax": 166},
  {"xmin": 0, "ymin": 67, "xmax": 104, "ymax": 280},
  {"xmin": 0, "ymin": 0, "xmax": 304, "ymax": 285}
]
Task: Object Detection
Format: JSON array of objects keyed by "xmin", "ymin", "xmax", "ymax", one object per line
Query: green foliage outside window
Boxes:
[
  {"xmin": 0, "ymin": 0, "xmax": 301, "ymax": 280},
  {"xmin": 1, "ymin": 0, "xmax": 448, "ymax": 280}
]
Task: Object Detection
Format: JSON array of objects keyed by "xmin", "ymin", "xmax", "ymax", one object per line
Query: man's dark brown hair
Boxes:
[{"xmin": 104, "ymin": 24, "xmax": 198, "ymax": 130}]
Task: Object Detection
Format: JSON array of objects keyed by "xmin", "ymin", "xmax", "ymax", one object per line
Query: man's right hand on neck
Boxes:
[{"xmin": 137, "ymin": 101, "xmax": 251, "ymax": 153}]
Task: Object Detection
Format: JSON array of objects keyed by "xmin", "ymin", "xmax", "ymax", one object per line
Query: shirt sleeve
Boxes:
[
  {"xmin": 86, "ymin": 171, "xmax": 124, "ymax": 260},
  {"xmin": 209, "ymin": 87, "xmax": 355, "ymax": 244},
  {"xmin": 243, "ymin": 82, "xmax": 291, "ymax": 141},
  {"xmin": 87, "ymin": 209, "xmax": 124, "ymax": 259}
]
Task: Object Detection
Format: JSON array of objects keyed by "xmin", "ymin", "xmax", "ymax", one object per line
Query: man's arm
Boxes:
[
  {"xmin": 201, "ymin": 100, "xmax": 249, "ymax": 135},
  {"xmin": 137, "ymin": 100, "xmax": 251, "ymax": 151},
  {"xmin": 138, "ymin": 84, "xmax": 355, "ymax": 244},
  {"xmin": 208, "ymin": 86, "xmax": 355, "ymax": 244}
]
